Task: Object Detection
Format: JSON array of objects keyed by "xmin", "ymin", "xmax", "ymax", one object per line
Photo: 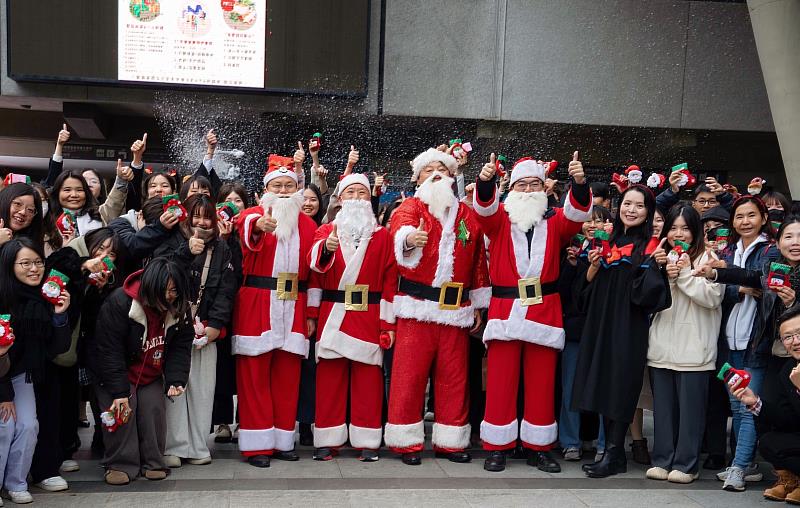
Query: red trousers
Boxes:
[
  {"xmin": 385, "ymin": 318, "xmax": 470, "ymax": 453},
  {"xmin": 481, "ymin": 340, "xmax": 557, "ymax": 451},
  {"xmin": 236, "ymin": 350, "xmax": 301, "ymax": 456},
  {"xmin": 314, "ymin": 358, "xmax": 383, "ymax": 450}
]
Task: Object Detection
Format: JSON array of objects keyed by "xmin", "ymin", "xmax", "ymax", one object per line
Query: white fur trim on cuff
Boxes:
[
  {"xmin": 393, "ymin": 294, "xmax": 475, "ymax": 328},
  {"xmin": 380, "ymin": 299, "xmax": 395, "ymax": 324},
  {"xmin": 307, "ymin": 288, "xmax": 322, "ymax": 308},
  {"xmin": 483, "ymin": 317, "xmax": 565, "ymax": 350},
  {"xmin": 519, "ymin": 420, "xmax": 557, "ymax": 447},
  {"xmin": 242, "ymin": 213, "xmax": 262, "ymax": 251},
  {"xmin": 313, "ymin": 423, "xmax": 348, "ymax": 448},
  {"xmin": 469, "ymin": 287, "xmax": 491, "ymax": 310},
  {"xmin": 232, "ymin": 332, "xmax": 283, "ymax": 356},
  {"xmin": 317, "ymin": 330, "xmax": 383, "ymax": 366},
  {"xmin": 384, "ymin": 420, "xmax": 425, "ymax": 449},
  {"xmin": 473, "ymin": 191, "xmax": 499, "ymax": 217},
  {"xmin": 274, "ymin": 427, "xmax": 297, "ymax": 451},
  {"xmin": 480, "ymin": 419, "xmax": 519, "ymax": 447},
  {"xmin": 394, "ymin": 225, "xmax": 423, "ymax": 269},
  {"xmin": 349, "ymin": 424, "xmax": 383, "ymax": 450},
  {"xmin": 432, "ymin": 422, "xmax": 471, "ymax": 450},
  {"xmin": 281, "ymin": 332, "xmax": 310, "ymax": 358},
  {"xmin": 238, "ymin": 427, "xmax": 275, "ymax": 452},
  {"xmin": 562, "ymin": 191, "xmax": 593, "ymax": 223},
  {"xmin": 310, "ymin": 240, "xmax": 333, "ymax": 273}
]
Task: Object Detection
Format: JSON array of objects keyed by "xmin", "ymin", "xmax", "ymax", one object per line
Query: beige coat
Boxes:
[{"xmin": 647, "ymin": 252, "xmax": 724, "ymax": 372}]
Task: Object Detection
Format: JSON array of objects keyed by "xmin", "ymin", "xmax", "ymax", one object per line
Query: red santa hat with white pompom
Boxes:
[{"xmin": 509, "ymin": 157, "xmax": 557, "ymax": 186}]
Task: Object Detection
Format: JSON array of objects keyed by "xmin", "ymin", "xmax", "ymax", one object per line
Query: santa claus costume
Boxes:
[
  {"xmin": 385, "ymin": 148, "xmax": 490, "ymax": 464},
  {"xmin": 232, "ymin": 155, "xmax": 317, "ymax": 465},
  {"xmin": 306, "ymin": 173, "xmax": 398, "ymax": 461},
  {"xmin": 473, "ymin": 156, "xmax": 592, "ymax": 472}
]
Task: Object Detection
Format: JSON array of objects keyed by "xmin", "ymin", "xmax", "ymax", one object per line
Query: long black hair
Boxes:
[
  {"xmin": 141, "ymin": 170, "xmax": 177, "ymax": 205},
  {"xmin": 49, "ymin": 170, "xmax": 101, "ymax": 222},
  {"xmin": 0, "ymin": 237, "xmax": 45, "ymax": 309},
  {"xmin": 729, "ymin": 195, "xmax": 774, "ymax": 246},
  {"xmin": 659, "ymin": 204, "xmax": 705, "ymax": 262},
  {"xmin": 0, "ymin": 183, "xmax": 44, "ymax": 250},
  {"xmin": 82, "ymin": 168, "xmax": 108, "ymax": 204},
  {"xmin": 179, "ymin": 175, "xmax": 213, "ymax": 202},
  {"xmin": 304, "ymin": 184, "xmax": 325, "ymax": 225},
  {"xmin": 85, "ymin": 227, "xmax": 120, "ymax": 261},
  {"xmin": 217, "ymin": 181, "xmax": 252, "ymax": 209},
  {"xmin": 181, "ymin": 194, "xmax": 218, "ymax": 242},
  {"xmin": 139, "ymin": 257, "xmax": 191, "ymax": 317},
  {"xmin": 610, "ymin": 185, "xmax": 656, "ymax": 257}
]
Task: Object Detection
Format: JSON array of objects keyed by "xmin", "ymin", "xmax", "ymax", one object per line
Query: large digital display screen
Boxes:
[{"xmin": 7, "ymin": 0, "xmax": 369, "ymax": 95}]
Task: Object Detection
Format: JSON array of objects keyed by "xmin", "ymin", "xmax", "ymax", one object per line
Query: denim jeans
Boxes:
[
  {"xmin": 726, "ymin": 350, "xmax": 766, "ymax": 469},
  {"xmin": 559, "ymin": 341, "xmax": 605, "ymax": 450}
]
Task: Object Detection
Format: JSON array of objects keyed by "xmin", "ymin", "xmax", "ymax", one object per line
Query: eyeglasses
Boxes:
[
  {"xmin": 513, "ymin": 181, "xmax": 543, "ymax": 191},
  {"xmin": 781, "ymin": 333, "xmax": 800, "ymax": 344},
  {"xmin": 695, "ymin": 199, "xmax": 718, "ymax": 206},
  {"xmin": 15, "ymin": 260, "xmax": 44, "ymax": 270},
  {"xmin": 10, "ymin": 200, "xmax": 36, "ymax": 217}
]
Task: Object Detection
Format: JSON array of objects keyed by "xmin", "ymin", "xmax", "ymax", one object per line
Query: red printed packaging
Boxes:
[
  {"xmin": 717, "ymin": 362, "xmax": 751, "ymax": 390},
  {"xmin": 41, "ymin": 270, "xmax": 69, "ymax": 305},
  {"xmin": 0, "ymin": 314, "xmax": 15, "ymax": 347},
  {"xmin": 768, "ymin": 262, "xmax": 792, "ymax": 289}
]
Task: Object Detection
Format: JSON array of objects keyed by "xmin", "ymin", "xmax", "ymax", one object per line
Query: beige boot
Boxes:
[{"xmin": 764, "ymin": 469, "xmax": 799, "ymax": 501}]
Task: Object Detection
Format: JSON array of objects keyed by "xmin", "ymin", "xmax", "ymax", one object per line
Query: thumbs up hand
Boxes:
[
  {"xmin": 568, "ymin": 150, "xmax": 585, "ymax": 184},
  {"xmin": 116, "ymin": 159, "xmax": 134, "ymax": 182},
  {"xmin": 0, "ymin": 219, "xmax": 12, "ymax": 246},
  {"xmin": 346, "ymin": 145, "xmax": 359, "ymax": 171},
  {"xmin": 325, "ymin": 224, "xmax": 340, "ymax": 252},
  {"xmin": 652, "ymin": 237, "xmax": 669, "ymax": 266},
  {"xmin": 405, "ymin": 218, "xmax": 429, "ymax": 249},
  {"xmin": 257, "ymin": 208, "xmax": 277, "ymax": 233},
  {"xmin": 57, "ymin": 124, "xmax": 71, "ymax": 146},
  {"xmin": 294, "ymin": 141, "xmax": 306, "ymax": 166},
  {"xmin": 189, "ymin": 229, "xmax": 205, "ymax": 255},
  {"xmin": 131, "ymin": 133, "xmax": 147, "ymax": 165},
  {"xmin": 479, "ymin": 153, "xmax": 497, "ymax": 182}
]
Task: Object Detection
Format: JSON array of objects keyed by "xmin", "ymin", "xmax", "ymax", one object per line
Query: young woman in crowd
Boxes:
[
  {"xmin": 572, "ymin": 185, "xmax": 672, "ymax": 478},
  {"xmin": 179, "ymin": 175, "xmax": 213, "ymax": 202},
  {"xmin": 141, "ymin": 170, "xmax": 177, "ymax": 203},
  {"xmin": 92, "ymin": 257, "xmax": 193, "ymax": 485},
  {"xmin": 155, "ymin": 195, "xmax": 237, "ymax": 467},
  {"xmin": 646, "ymin": 205, "xmax": 723, "ymax": 484},
  {"xmin": 695, "ymin": 195, "xmax": 778, "ymax": 491},
  {"xmin": 0, "ymin": 184, "xmax": 45, "ymax": 251},
  {"xmin": 0, "ymin": 238, "xmax": 71, "ymax": 503},
  {"xmin": 558, "ymin": 205, "xmax": 612, "ymax": 462},
  {"xmin": 48, "ymin": 171, "xmax": 103, "ymax": 246}
]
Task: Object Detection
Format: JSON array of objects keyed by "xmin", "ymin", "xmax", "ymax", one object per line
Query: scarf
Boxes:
[
  {"xmin": 12, "ymin": 282, "xmax": 54, "ymax": 384},
  {"xmin": 180, "ymin": 225, "xmax": 217, "ymax": 245}
]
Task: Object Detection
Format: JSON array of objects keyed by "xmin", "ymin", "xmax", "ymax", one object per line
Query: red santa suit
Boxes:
[
  {"xmin": 307, "ymin": 194, "xmax": 397, "ymax": 450},
  {"xmin": 473, "ymin": 157, "xmax": 592, "ymax": 452},
  {"xmin": 385, "ymin": 149, "xmax": 491, "ymax": 454},
  {"xmin": 232, "ymin": 157, "xmax": 317, "ymax": 457}
]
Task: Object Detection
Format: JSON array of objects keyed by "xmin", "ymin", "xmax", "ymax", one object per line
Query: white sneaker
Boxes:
[
  {"xmin": 5, "ymin": 490, "xmax": 33, "ymax": 504},
  {"xmin": 646, "ymin": 466, "xmax": 669, "ymax": 480},
  {"xmin": 717, "ymin": 463, "xmax": 763, "ymax": 482},
  {"xmin": 34, "ymin": 476, "xmax": 68, "ymax": 492},
  {"xmin": 163, "ymin": 455, "xmax": 182, "ymax": 468},
  {"xmin": 186, "ymin": 456, "xmax": 212, "ymax": 465},
  {"xmin": 60, "ymin": 459, "xmax": 80, "ymax": 472},
  {"xmin": 667, "ymin": 469, "xmax": 699, "ymax": 484}
]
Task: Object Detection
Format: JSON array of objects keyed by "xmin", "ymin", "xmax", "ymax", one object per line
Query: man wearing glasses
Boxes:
[{"xmin": 729, "ymin": 305, "xmax": 800, "ymax": 503}]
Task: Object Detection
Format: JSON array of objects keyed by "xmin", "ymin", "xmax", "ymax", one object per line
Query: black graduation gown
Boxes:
[{"xmin": 571, "ymin": 235, "xmax": 671, "ymax": 423}]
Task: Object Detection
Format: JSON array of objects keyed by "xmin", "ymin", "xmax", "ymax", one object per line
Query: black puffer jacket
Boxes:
[
  {"xmin": 153, "ymin": 231, "xmax": 237, "ymax": 332},
  {"xmin": 91, "ymin": 271, "xmax": 193, "ymax": 399}
]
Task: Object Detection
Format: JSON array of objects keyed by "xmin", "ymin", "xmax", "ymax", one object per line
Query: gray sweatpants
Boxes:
[
  {"xmin": 0, "ymin": 374, "xmax": 38, "ymax": 492},
  {"xmin": 165, "ymin": 343, "xmax": 217, "ymax": 460},
  {"xmin": 650, "ymin": 367, "xmax": 709, "ymax": 474},
  {"xmin": 96, "ymin": 379, "xmax": 166, "ymax": 479}
]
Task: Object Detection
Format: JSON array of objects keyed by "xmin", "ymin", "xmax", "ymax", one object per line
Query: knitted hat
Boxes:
[
  {"xmin": 337, "ymin": 173, "xmax": 371, "ymax": 196},
  {"xmin": 510, "ymin": 157, "xmax": 557, "ymax": 186},
  {"xmin": 263, "ymin": 154, "xmax": 297, "ymax": 188},
  {"xmin": 410, "ymin": 148, "xmax": 458, "ymax": 181}
]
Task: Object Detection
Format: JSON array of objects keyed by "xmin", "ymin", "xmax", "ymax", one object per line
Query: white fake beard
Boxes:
[
  {"xmin": 503, "ymin": 190, "xmax": 549, "ymax": 232},
  {"xmin": 260, "ymin": 191, "xmax": 303, "ymax": 241},
  {"xmin": 335, "ymin": 199, "xmax": 376, "ymax": 251},
  {"xmin": 416, "ymin": 171, "xmax": 455, "ymax": 222}
]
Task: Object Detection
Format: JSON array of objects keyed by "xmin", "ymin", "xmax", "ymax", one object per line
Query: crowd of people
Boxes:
[{"xmin": 0, "ymin": 125, "xmax": 796, "ymax": 504}]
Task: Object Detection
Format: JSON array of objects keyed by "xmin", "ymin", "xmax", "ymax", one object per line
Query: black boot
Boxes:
[
  {"xmin": 247, "ymin": 454, "xmax": 271, "ymax": 468},
  {"xmin": 527, "ymin": 450, "xmax": 562, "ymax": 473},
  {"xmin": 402, "ymin": 452, "xmax": 422, "ymax": 465},
  {"xmin": 434, "ymin": 451, "xmax": 472, "ymax": 463},
  {"xmin": 483, "ymin": 451, "xmax": 506, "ymax": 472},
  {"xmin": 273, "ymin": 450, "xmax": 300, "ymax": 461},
  {"xmin": 584, "ymin": 447, "xmax": 627, "ymax": 478},
  {"xmin": 313, "ymin": 447, "xmax": 333, "ymax": 461},
  {"xmin": 631, "ymin": 438, "xmax": 651, "ymax": 465}
]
